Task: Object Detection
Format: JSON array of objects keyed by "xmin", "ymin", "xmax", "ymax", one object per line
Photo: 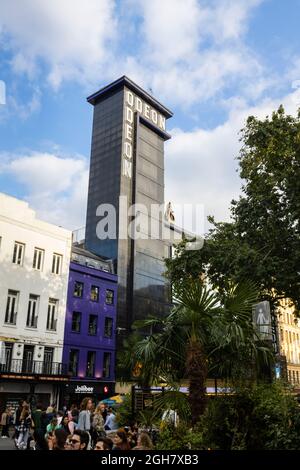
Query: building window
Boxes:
[
  {"xmin": 12, "ymin": 242, "xmax": 25, "ymax": 265},
  {"xmin": 26, "ymin": 294, "xmax": 39, "ymax": 328},
  {"xmin": 69, "ymin": 349, "xmax": 79, "ymax": 376},
  {"xmin": 86, "ymin": 351, "xmax": 96, "ymax": 377},
  {"xmin": 103, "ymin": 352, "xmax": 111, "ymax": 378},
  {"xmin": 47, "ymin": 299, "xmax": 58, "ymax": 331},
  {"xmin": 5, "ymin": 290, "xmax": 19, "ymax": 325},
  {"xmin": 43, "ymin": 347, "xmax": 54, "ymax": 374},
  {"xmin": 104, "ymin": 317, "xmax": 113, "ymax": 338},
  {"xmin": 71, "ymin": 312, "xmax": 81, "ymax": 333},
  {"xmin": 2, "ymin": 343, "xmax": 13, "ymax": 371},
  {"xmin": 105, "ymin": 289, "xmax": 114, "ymax": 305},
  {"xmin": 52, "ymin": 253, "xmax": 62, "ymax": 274},
  {"xmin": 73, "ymin": 281, "xmax": 84, "ymax": 298},
  {"xmin": 88, "ymin": 315, "xmax": 98, "ymax": 335},
  {"xmin": 33, "ymin": 248, "xmax": 44, "ymax": 270},
  {"xmin": 90, "ymin": 285, "xmax": 99, "ymax": 302}
]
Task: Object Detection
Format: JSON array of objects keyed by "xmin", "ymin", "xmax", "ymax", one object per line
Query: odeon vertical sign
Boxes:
[{"xmin": 122, "ymin": 90, "xmax": 166, "ymax": 179}]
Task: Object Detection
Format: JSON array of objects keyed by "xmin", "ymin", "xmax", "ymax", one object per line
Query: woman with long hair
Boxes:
[
  {"xmin": 77, "ymin": 398, "xmax": 93, "ymax": 449},
  {"xmin": 1, "ymin": 408, "xmax": 10, "ymax": 438},
  {"xmin": 60, "ymin": 415, "xmax": 74, "ymax": 435},
  {"xmin": 113, "ymin": 429, "xmax": 131, "ymax": 450},
  {"xmin": 47, "ymin": 428, "xmax": 68, "ymax": 451},
  {"xmin": 16, "ymin": 405, "xmax": 31, "ymax": 450},
  {"xmin": 132, "ymin": 432, "xmax": 154, "ymax": 450},
  {"xmin": 91, "ymin": 403, "xmax": 106, "ymax": 444}
]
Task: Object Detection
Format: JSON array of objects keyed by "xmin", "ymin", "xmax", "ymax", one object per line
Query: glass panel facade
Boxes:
[{"xmin": 85, "ymin": 81, "xmax": 172, "ymax": 338}]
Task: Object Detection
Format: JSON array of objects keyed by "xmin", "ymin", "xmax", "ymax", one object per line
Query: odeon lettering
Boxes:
[{"xmin": 122, "ymin": 90, "xmax": 166, "ymax": 179}]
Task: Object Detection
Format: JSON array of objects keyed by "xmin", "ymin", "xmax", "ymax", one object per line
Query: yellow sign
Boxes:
[{"xmin": 0, "ymin": 337, "xmax": 17, "ymax": 342}]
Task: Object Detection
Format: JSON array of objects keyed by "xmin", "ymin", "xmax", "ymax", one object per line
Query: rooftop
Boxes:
[
  {"xmin": 87, "ymin": 75, "xmax": 173, "ymax": 119},
  {"xmin": 71, "ymin": 244, "xmax": 114, "ymax": 274}
]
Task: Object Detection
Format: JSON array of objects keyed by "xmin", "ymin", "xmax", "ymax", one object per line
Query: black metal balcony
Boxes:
[{"xmin": 0, "ymin": 359, "xmax": 68, "ymax": 376}]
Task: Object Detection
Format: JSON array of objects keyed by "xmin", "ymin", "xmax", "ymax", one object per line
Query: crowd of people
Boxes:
[{"xmin": 0, "ymin": 397, "xmax": 154, "ymax": 451}]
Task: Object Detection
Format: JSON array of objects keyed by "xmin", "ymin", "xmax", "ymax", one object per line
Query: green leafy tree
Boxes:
[
  {"xmin": 165, "ymin": 106, "xmax": 300, "ymax": 313},
  {"xmin": 125, "ymin": 279, "xmax": 273, "ymax": 425},
  {"xmin": 198, "ymin": 382, "xmax": 300, "ymax": 450}
]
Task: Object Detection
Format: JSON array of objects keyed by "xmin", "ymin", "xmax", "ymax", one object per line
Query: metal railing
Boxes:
[{"xmin": 0, "ymin": 359, "xmax": 68, "ymax": 376}]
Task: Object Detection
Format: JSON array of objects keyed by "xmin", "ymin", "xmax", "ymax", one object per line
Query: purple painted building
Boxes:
[{"xmin": 61, "ymin": 245, "xmax": 117, "ymax": 405}]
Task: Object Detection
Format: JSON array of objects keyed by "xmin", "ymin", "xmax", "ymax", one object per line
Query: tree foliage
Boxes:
[
  {"xmin": 165, "ymin": 106, "xmax": 300, "ymax": 313},
  {"xmin": 121, "ymin": 278, "xmax": 273, "ymax": 424},
  {"xmin": 197, "ymin": 382, "xmax": 300, "ymax": 450}
]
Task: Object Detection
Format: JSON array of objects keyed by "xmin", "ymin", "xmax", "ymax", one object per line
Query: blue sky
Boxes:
[{"xmin": 1, "ymin": 0, "xmax": 300, "ymax": 233}]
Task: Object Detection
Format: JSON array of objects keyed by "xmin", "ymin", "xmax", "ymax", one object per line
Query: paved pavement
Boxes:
[
  {"xmin": 0, "ymin": 430, "xmax": 17, "ymax": 450},
  {"xmin": 0, "ymin": 428, "xmax": 36, "ymax": 450}
]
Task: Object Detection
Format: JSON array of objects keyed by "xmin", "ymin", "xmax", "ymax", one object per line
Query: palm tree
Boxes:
[{"xmin": 125, "ymin": 279, "xmax": 273, "ymax": 425}]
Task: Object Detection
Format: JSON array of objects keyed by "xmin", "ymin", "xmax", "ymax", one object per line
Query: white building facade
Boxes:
[
  {"xmin": 0, "ymin": 193, "xmax": 72, "ymax": 410},
  {"xmin": 277, "ymin": 299, "xmax": 300, "ymax": 389}
]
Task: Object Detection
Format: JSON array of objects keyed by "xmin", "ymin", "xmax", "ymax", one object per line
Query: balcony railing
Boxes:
[{"xmin": 0, "ymin": 360, "xmax": 68, "ymax": 376}]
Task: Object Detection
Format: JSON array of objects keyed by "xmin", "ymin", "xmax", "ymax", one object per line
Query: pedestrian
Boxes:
[
  {"xmin": 45, "ymin": 417, "xmax": 61, "ymax": 440},
  {"xmin": 56, "ymin": 410, "xmax": 64, "ymax": 426},
  {"xmin": 16, "ymin": 404, "xmax": 31, "ymax": 450},
  {"xmin": 77, "ymin": 398, "xmax": 92, "ymax": 434},
  {"xmin": 91, "ymin": 403, "xmax": 106, "ymax": 444},
  {"xmin": 99, "ymin": 403, "xmax": 108, "ymax": 422},
  {"xmin": 126, "ymin": 425, "xmax": 138, "ymax": 448},
  {"xmin": 67, "ymin": 429, "xmax": 89, "ymax": 451},
  {"xmin": 31, "ymin": 403, "xmax": 47, "ymax": 450},
  {"xmin": 61, "ymin": 415, "xmax": 74, "ymax": 435},
  {"xmin": 132, "ymin": 432, "xmax": 154, "ymax": 450},
  {"xmin": 112, "ymin": 429, "xmax": 131, "ymax": 450},
  {"xmin": 1, "ymin": 408, "xmax": 10, "ymax": 438},
  {"xmin": 64, "ymin": 434, "xmax": 73, "ymax": 451},
  {"xmin": 77, "ymin": 398, "xmax": 93, "ymax": 449},
  {"xmin": 104, "ymin": 407, "xmax": 118, "ymax": 431},
  {"xmin": 69, "ymin": 404, "xmax": 79, "ymax": 425},
  {"xmin": 47, "ymin": 428, "xmax": 68, "ymax": 451},
  {"xmin": 44, "ymin": 405, "xmax": 55, "ymax": 428},
  {"xmin": 94, "ymin": 437, "xmax": 113, "ymax": 450},
  {"xmin": 13, "ymin": 400, "xmax": 24, "ymax": 444}
]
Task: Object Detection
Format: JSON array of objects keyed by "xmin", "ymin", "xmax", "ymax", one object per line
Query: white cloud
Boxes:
[
  {"xmin": 1, "ymin": 89, "xmax": 298, "ymax": 235},
  {"xmin": 119, "ymin": 0, "xmax": 266, "ymax": 107},
  {"xmin": 0, "ymin": 0, "xmax": 117, "ymax": 89},
  {"xmin": 207, "ymin": 0, "xmax": 262, "ymax": 42},
  {"xmin": 137, "ymin": 0, "xmax": 204, "ymax": 65},
  {"xmin": 0, "ymin": 0, "xmax": 269, "ymax": 108},
  {"xmin": 165, "ymin": 88, "xmax": 300, "ymax": 235},
  {"xmin": 1, "ymin": 151, "xmax": 89, "ymax": 229}
]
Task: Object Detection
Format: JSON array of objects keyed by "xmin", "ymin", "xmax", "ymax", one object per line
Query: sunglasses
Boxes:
[{"xmin": 68, "ymin": 439, "xmax": 80, "ymax": 445}]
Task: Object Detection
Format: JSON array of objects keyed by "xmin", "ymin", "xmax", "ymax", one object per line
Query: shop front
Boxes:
[
  {"xmin": 60, "ymin": 381, "xmax": 115, "ymax": 408},
  {"xmin": 0, "ymin": 371, "xmax": 69, "ymax": 413},
  {"xmin": 0, "ymin": 379, "xmax": 65, "ymax": 413}
]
